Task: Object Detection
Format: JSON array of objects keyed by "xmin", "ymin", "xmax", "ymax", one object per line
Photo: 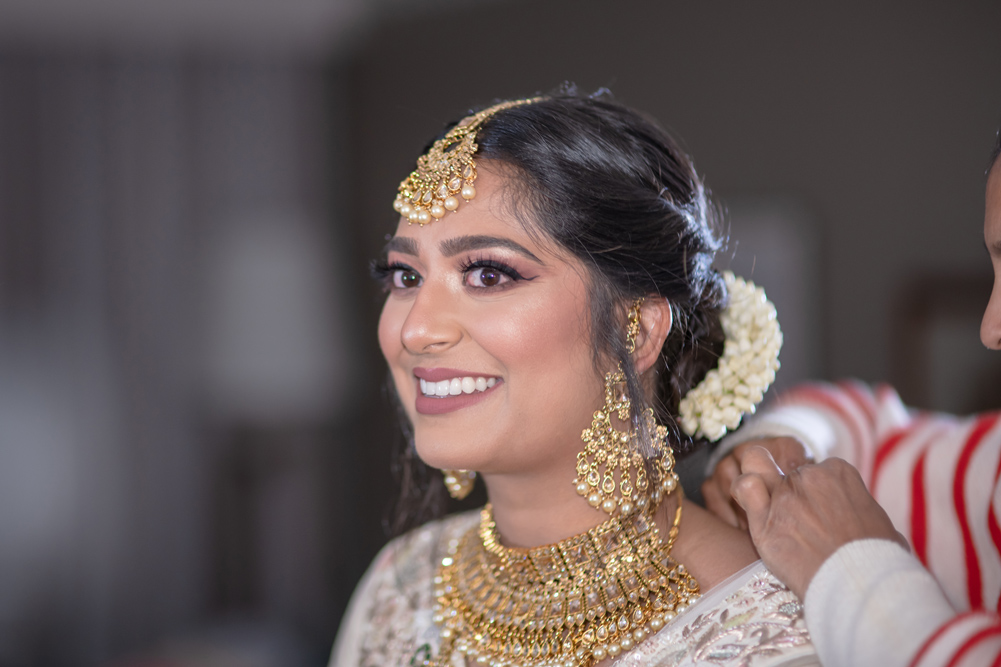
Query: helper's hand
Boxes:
[
  {"xmin": 702, "ymin": 437, "xmax": 812, "ymax": 529},
  {"xmin": 731, "ymin": 447, "xmax": 908, "ymax": 599}
]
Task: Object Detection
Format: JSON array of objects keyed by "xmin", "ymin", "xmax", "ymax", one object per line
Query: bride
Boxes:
[{"xmin": 331, "ymin": 92, "xmax": 816, "ymax": 667}]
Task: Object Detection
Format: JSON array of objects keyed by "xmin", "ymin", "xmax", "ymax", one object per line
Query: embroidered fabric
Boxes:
[{"xmin": 330, "ymin": 513, "xmax": 818, "ymax": 667}]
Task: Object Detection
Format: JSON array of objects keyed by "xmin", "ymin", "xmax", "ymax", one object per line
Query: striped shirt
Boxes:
[{"xmin": 719, "ymin": 381, "xmax": 1001, "ymax": 667}]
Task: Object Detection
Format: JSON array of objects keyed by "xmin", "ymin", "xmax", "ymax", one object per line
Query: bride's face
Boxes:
[{"xmin": 377, "ymin": 166, "xmax": 606, "ymax": 477}]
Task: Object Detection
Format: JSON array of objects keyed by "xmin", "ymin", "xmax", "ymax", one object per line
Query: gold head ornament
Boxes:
[{"xmin": 392, "ymin": 97, "xmax": 540, "ymax": 225}]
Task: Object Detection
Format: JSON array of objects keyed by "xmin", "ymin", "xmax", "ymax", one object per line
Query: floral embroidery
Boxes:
[
  {"xmin": 335, "ymin": 514, "xmax": 817, "ymax": 667},
  {"xmin": 613, "ymin": 571, "xmax": 814, "ymax": 667},
  {"xmin": 410, "ymin": 644, "xmax": 433, "ymax": 667},
  {"xmin": 353, "ymin": 514, "xmax": 477, "ymax": 667}
]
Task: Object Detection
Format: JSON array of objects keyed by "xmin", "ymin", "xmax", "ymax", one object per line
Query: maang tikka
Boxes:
[
  {"xmin": 392, "ymin": 97, "xmax": 540, "ymax": 225},
  {"xmin": 574, "ymin": 299, "xmax": 679, "ymax": 517}
]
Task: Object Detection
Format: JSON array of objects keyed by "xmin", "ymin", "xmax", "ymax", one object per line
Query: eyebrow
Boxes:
[
  {"xmin": 383, "ymin": 234, "xmax": 545, "ymax": 264},
  {"xmin": 383, "ymin": 236, "xmax": 419, "ymax": 256},
  {"xmin": 439, "ymin": 235, "xmax": 544, "ymax": 264}
]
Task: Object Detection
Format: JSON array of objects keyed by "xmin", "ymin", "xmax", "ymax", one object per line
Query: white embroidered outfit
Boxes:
[{"xmin": 330, "ymin": 512, "xmax": 818, "ymax": 667}]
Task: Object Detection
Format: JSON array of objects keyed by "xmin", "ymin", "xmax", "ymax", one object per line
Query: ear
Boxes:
[{"xmin": 632, "ymin": 298, "xmax": 672, "ymax": 374}]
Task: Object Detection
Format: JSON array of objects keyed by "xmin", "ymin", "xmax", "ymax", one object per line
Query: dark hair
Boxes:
[{"xmin": 388, "ymin": 89, "xmax": 727, "ymax": 534}]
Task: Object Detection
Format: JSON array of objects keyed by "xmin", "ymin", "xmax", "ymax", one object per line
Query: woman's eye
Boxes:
[
  {"xmin": 466, "ymin": 267, "xmax": 509, "ymax": 288},
  {"xmin": 393, "ymin": 269, "xmax": 422, "ymax": 289}
]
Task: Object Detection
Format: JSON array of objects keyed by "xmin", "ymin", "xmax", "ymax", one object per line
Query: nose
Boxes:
[
  {"xmin": 982, "ymin": 275, "xmax": 1001, "ymax": 350},
  {"xmin": 400, "ymin": 280, "xmax": 463, "ymax": 354}
]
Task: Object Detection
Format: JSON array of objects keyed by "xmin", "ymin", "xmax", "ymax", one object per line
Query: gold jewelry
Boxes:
[
  {"xmin": 392, "ymin": 98, "xmax": 540, "ymax": 225},
  {"xmin": 624, "ymin": 299, "xmax": 643, "ymax": 354},
  {"xmin": 573, "ymin": 298, "xmax": 678, "ymax": 517},
  {"xmin": 443, "ymin": 469, "xmax": 477, "ymax": 500},
  {"xmin": 574, "ymin": 375, "xmax": 679, "ymax": 517},
  {"xmin": 431, "ymin": 497, "xmax": 700, "ymax": 667}
]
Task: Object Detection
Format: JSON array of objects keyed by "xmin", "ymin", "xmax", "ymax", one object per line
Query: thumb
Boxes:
[
  {"xmin": 731, "ymin": 447, "xmax": 783, "ymax": 537},
  {"xmin": 731, "ymin": 472, "xmax": 772, "ymax": 518}
]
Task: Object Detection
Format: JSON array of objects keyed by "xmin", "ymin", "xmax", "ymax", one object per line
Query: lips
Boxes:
[{"xmin": 413, "ymin": 368, "xmax": 503, "ymax": 415}]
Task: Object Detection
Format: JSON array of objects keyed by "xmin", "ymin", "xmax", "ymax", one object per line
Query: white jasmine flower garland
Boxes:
[{"xmin": 678, "ymin": 272, "xmax": 783, "ymax": 442}]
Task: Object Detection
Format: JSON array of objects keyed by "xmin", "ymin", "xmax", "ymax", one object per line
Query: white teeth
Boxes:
[{"xmin": 419, "ymin": 375, "xmax": 500, "ymax": 397}]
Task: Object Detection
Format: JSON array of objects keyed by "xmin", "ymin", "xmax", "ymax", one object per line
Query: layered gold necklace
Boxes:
[{"xmin": 430, "ymin": 497, "xmax": 700, "ymax": 667}]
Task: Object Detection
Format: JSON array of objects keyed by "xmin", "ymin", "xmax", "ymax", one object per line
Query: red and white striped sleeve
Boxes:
[
  {"xmin": 707, "ymin": 380, "xmax": 910, "ymax": 480},
  {"xmin": 766, "ymin": 383, "xmax": 1001, "ymax": 612},
  {"xmin": 767, "ymin": 380, "xmax": 911, "ymax": 483},
  {"xmin": 909, "ymin": 610, "xmax": 1001, "ymax": 667},
  {"xmin": 736, "ymin": 381, "xmax": 1001, "ymax": 667}
]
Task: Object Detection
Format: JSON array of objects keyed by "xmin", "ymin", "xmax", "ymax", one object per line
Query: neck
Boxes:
[
  {"xmin": 480, "ymin": 469, "xmax": 610, "ymax": 548},
  {"xmin": 480, "ymin": 469, "xmax": 679, "ymax": 548}
]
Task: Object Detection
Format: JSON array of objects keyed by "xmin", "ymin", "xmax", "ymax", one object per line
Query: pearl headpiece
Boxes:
[
  {"xmin": 678, "ymin": 271, "xmax": 783, "ymax": 441},
  {"xmin": 392, "ymin": 97, "xmax": 540, "ymax": 225}
]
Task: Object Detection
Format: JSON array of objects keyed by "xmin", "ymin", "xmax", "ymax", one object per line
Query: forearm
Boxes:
[
  {"xmin": 804, "ymin": 539, "xmax": 1000, "ymax": 667},
  {"xmin": 710, "ymin": 381, "xmax": 911, "ymax": 482}
]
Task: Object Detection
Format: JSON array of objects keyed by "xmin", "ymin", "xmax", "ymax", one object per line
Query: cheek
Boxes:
[
  {"xmin": 377, "ymin": 300, "xmax": 398, "ymax": 360},
  {"xmin": 475, "ymin": 286, "xmax": 596, "ymax": 391},
  {"xmin": 378, "ymin": 299, "xmax": 411, "ymax": 388}
]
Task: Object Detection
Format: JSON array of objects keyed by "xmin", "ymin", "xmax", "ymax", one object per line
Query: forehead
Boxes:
[{"xmin": 387, "ymin": 167, "xmax": 552, "ymax": 257}]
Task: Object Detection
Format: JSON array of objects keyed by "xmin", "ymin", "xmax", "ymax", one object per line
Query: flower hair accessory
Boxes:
[
  {"xmin": 678, "ymin": 271, "xmax": 782, "ymax": 441},
  {"xmin": 392, "ymin": 97, "xmax": 540, "ymax": 225}
]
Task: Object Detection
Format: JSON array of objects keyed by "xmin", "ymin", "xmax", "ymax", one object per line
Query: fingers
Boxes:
[
  {"xmin": 703, "ymin": 452, "xmax": 744, "ymax": 527},
  {"xmin": 759, "ymin": 436, "xmax": 812, "ymax": 475},
  {"xmin": 729, "ymin": 447, "xmax": 785, "ymax": 538},
  {"xmin": 705, "ymin": 439, "xmax": 808, "ymax": 529},
  {"xmin": 702, "ymin": 476, "xmax": 741, "ymax": 527},
  {"xmin": 737, "ymin": 446, "xmax": 785, "ymax": 492},
  {"xmin": 730, "ymin": 472, "xmax": 771, "ymax": 523},
  {"xmin": 715, "ymin": 454, "xmax": 742, "ymax": 491},
  {"xmin": 773, "ymin": 450, "xmax": 811, "ymax": 475}
]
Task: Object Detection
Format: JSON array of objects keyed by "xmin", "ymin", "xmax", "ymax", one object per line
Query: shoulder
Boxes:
[
  {"xmin": 352, "ymin": 509, "xmax": 479, "ymax": 613},
  {"xmin": 330, "ymin": 511, "xmax": 479, "ymax": 667},
  {"xmin": 373, "ymin": 510, "xmax": 479, "ymax": 580},
  {"xmin": 671, "ymin": 501, "xmax": 758, "ymax": 590},
  {"xmin": 615, "ymin": 562, "xmax": 818, "ymax": 666}
]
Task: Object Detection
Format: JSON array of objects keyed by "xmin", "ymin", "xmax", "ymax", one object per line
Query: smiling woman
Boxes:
[{"xmin": 331, "ymin": 91, "xmax": 812, "ymax": 667}]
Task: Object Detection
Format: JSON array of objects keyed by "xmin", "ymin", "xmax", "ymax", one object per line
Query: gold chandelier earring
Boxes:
[
  {"xmin": 574, "ymin": 299, "xmax": 679, "ymax": 516},
  {"xmin": 442, "ymin": 469, "xmax": 476, "ymax": 500}
]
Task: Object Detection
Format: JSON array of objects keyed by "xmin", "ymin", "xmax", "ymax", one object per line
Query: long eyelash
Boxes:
[
  {"xmin": 370, "ymin": 259, "xmax": 416, "ymax": 289},
  {"xmin": 369, "ymin": 258, "xmax": 393, "ymax": 281},
  {"xmin": 458, "ymin": 257, "xmax": 530, "ymax": 282}
]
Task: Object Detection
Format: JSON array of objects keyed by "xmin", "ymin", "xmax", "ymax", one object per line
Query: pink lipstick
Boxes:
[{"xmin": 413, "ymin": 367, "xmax": 503, "ymax": 415}]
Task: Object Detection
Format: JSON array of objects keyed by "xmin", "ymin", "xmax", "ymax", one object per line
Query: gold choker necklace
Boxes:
[{"xmin": 431, "ymin": 497, "xmax": 700, "ymax": 667}]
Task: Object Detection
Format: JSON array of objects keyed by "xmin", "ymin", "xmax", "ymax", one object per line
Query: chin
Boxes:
[{"xmin": 412, "ymin": 432, "xmax": 490, "ymax": 472}]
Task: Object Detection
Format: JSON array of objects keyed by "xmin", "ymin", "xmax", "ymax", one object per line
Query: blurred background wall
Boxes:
[{"xmin": 0, "ymin": 1, "xmax": 999, "ymax": 665}]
